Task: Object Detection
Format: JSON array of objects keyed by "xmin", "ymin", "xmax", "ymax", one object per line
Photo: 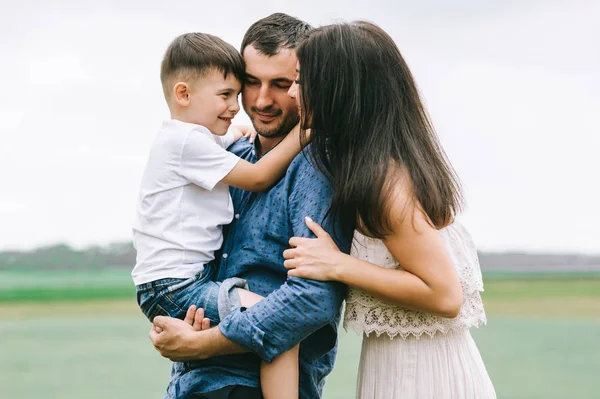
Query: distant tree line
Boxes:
[
  {"xmin": 0, "ymin": 243, "xmax": 135, "ymax": 269},
  {"xmin": 1, "ymin": 242, "xmax": 599, "ymax": 271}
]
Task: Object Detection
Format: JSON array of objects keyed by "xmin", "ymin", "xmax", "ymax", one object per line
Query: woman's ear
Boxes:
[{"xmin": 173, "ymin": 82, "xmax": 190, "ymax": 106}]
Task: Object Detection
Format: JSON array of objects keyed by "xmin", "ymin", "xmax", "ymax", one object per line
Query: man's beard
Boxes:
[{"xmin": 250, "ymin": 107, "xmax": 300, "ymax": 139}]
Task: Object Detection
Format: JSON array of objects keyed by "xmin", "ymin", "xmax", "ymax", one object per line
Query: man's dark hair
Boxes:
[
  {"xmin": 160, "ymin": 32, "xmax": 245, "ymax": 99},
  {"xmin": 241, "ymin": 13, "xmax": 312, "ymax": 56}
]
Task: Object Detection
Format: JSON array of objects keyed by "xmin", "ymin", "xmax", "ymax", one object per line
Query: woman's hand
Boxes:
[{"xmin": 283, "ymin": 217, "xmax": 346, "ymax": 281}]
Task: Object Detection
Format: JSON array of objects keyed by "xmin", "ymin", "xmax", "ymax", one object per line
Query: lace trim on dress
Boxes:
[{"xmin": 343, "ymin": 222, "xmax": 488, "ymax": 340}]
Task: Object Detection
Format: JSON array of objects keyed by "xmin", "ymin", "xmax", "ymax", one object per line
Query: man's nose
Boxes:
[{"xmin": 256, "ymin": 86, "xmax": 274, "ymax": 110}]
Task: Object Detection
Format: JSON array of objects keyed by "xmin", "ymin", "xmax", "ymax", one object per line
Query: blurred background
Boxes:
[{"xmin": 1, "ymin": 0, "xmax": 598, "ymax": 398}]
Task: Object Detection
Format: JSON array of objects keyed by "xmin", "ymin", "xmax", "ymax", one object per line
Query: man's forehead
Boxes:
[{"xmin": 243, "ymin": 45, "xmax": 297, "ymax": 80}]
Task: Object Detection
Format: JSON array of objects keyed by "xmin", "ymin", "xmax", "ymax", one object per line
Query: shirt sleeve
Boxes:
[
  {"xmin": 218, "ymin": 129, "xmax": 237, "ymax": 149},
  {"xmin": 180, "ymin": 128, "xmax": 240, "ymax": 191},
  {"xmin": 218, "ymin": 157, "xmax": 352, "ymax": 362}
]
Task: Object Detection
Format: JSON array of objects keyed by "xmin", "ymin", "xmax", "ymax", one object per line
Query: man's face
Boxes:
[{"xmin": 241, "ymin": 45, "xmax": 300, "ymax": 138}]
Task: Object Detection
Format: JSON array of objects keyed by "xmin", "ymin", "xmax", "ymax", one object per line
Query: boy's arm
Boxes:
[
  {"xmin": 220, "ymin": 125, "xmax": 303, "ymax": 192},
  {"xmin": 219, "ymin": 129, "xmax": 239, "ymax": 149},
  {"xmin": 181, "ymin": 126, "xmax": 300, "ymax": 193}
]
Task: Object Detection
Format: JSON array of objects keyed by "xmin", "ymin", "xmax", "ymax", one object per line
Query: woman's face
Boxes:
[
  {"xmin": 288, "ymin": 62, "xmax": 308, "ymax": 126},
  {"xmin": 287, "ymin": 62, "xmax": 301, "ymax": 116}
]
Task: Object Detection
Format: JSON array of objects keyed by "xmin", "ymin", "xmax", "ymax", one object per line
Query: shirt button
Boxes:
[
  {"xmin": 235, "ymin": 214, "xmax": 240, "ymax": 219},
  {"xmin": 222, "ymin": 253, "xmax": 228, "ymax": 259}
]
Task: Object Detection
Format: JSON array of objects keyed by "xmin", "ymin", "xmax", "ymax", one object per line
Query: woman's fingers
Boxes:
[
  {"xmin": 304, "ymin": 216, "xmax": 329, "ymax": 238},
  {"xmin": 288, "ymin": 236, "xmax": 311, "ymax": 248},
  {"xmin": 287, "ymin": 268, "xmax": 300, "ymax": 277},
  {"xmin": 283, "ymin": 247, "xmax": 304, "ymax": 259},
  {"xmin": 287, "ymin": 267, "xmax": 311, "ymax": 279},
  {"xmin": 284, "ymin": 258, "xmax": 301, "ymax": 269}
]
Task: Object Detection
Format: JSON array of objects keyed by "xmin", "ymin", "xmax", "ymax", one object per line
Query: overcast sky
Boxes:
[{"xmin": 1, "ymin": 0, "xmax": 598, "ymax": 253}]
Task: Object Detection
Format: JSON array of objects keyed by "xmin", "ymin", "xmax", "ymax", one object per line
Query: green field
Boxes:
[{"xmin": 1, "ymin": 269, "xmax": 599, "ymax": 398}]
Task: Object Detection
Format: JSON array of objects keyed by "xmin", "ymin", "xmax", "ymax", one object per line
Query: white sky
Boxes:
[{"xmin": 0, "ymin": 0, "xmax": 598, "ymax": 253}]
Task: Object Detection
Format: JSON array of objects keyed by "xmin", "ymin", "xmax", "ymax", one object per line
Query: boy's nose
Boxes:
[{"xmin": 230, "ymin": 100, "xmax": 240, "ymax": 113}]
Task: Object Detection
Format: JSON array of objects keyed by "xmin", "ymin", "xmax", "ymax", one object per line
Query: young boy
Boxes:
[{"xmin": 132, "ymin": 33, "xmax": 299, "ymax": 399}]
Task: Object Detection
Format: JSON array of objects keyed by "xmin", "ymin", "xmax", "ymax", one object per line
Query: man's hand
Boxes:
[{"xmin": 149, "ymin": 305, "xmax": 211, "ymax": 361}]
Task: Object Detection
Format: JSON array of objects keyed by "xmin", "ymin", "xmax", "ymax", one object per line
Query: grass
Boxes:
[
  {"xmin": 1, "ymin": 268, "xmax": 599, "ymax": 303},
  {"xmin": 1, "ymin": 270, "xmax": 599, "ymax": 398},
  {"xmin": 1, "ymin": 299, "xmax": 599, "ymax": 399},
  {"xmin": 0, "ymin": 268, "xmax": 133, "ymax": 302}
]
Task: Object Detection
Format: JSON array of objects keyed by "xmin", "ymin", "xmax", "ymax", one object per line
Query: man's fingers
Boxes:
[
  {"xmin": 149, "ymin": 326, "xmax": 161, "ymax": 346},
  {"xmin": 151, "ymin": 323, "xmax": 164, "ymax": 334},
  {"xmin": 305, "ymin": 216, "xmax": 329, "ymax": 238},
  {"xmin": 153, "ymin": 315, "xmax": 169, "ymax": 331},
  {"xmin": 193, "ymin": 308, "xmax": 205, "ymax": 332},
  {"xmin": 201, "ymin": 318, "xmax": 210, "ymax": 331},
  {"xmin": 184, "ymin": 305, "xmax": 197, "ymax": 326}
]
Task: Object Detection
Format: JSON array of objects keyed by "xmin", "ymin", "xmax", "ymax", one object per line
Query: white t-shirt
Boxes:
[{"xmin": 132, "ymin": 119, "xmax": 240, "ymax": 285}]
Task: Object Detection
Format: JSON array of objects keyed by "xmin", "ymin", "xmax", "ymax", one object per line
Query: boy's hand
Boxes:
[{"xmin": 230, "ymin": 125, "xmax": 258, "ymax": 144}]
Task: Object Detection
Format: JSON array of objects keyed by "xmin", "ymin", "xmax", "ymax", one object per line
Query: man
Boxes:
[{"xmin": 149, "ymin": 13, "xmax": 353, "ymax": 399}]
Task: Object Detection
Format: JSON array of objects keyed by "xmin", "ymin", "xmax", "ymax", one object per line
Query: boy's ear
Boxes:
[{"xmin": 173, "ymin": 82, "xmax": 190, "ymax": 106}]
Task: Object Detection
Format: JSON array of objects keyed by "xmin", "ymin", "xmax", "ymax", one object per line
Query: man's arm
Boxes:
[
  {"xmin": 216, "ymin": 160, "xmax": 351, "ymax": 362},
  {"xmin": 150, "ymin": 306, "xmax": 246, "ymax": 361},
  {"xmin": 150, "ymin": 159, "xmax": 351, "ymax": 362},
  {"xmin": 150, "ymin": 280, "xmax": 345, "ymax": 362},
  {"xmin": 217, "ymin": 276, "xmax": 346, "ymax": 362}
]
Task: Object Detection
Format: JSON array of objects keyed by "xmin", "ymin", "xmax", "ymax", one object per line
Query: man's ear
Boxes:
[{"xmin": 173, "ymin": 82, "xmax": 190, "ymax": 106}]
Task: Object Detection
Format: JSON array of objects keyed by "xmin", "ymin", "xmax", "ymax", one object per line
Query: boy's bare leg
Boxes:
[
  {"xmin": 237, "ymin": 289, "xmax": 300, "ymax": 399},
  {"xmin": 260, "ymin": 344, "xmax": 299, "ymax": 399}
]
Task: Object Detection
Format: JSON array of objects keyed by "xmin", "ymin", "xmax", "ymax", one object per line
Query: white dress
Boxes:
[{"xmin": 344, "ymin": 223, "xmax": 496, "ymax": 399}]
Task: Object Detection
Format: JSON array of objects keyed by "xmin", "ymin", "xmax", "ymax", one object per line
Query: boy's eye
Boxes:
[
  {"xmin": 220, "ymin": 92, "xmax": 231, "ymax": 98},
  {"xmin": 274, "ymin": 83, "xmax": 292, "ymax": 90}
]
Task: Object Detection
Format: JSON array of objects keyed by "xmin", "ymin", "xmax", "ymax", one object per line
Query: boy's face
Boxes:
[
  {"xmin": 187, "ymin": 69, "xmax": 242, "ymax": 135},
  {"xmin": 241, "ymin": 45, "xmax": 300, "ymax": 138}
]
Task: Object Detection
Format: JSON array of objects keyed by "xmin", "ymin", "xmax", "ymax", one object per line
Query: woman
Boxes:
[{"xmin": 284, "ymin": 22, "xmax": 496, "ymax": 398}]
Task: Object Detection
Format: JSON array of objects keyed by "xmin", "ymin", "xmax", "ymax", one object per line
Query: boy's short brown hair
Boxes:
[{"xmin": 160, "ymin": 33, "xmax": 245, "ymax": 100}]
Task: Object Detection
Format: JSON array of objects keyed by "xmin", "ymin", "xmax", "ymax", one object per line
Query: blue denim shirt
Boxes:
[{"xmin": 164, "ymin": 138, "xmax": 352, "ymax": 399}]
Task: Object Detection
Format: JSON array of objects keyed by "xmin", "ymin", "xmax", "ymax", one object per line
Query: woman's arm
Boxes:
[
  {"xmin": 221, "ymin": 125, "xmax": 303, "ymax": 192},
  {"xmin": 283, "ymin": 190, "xmax": 463, "ymax": 318}
]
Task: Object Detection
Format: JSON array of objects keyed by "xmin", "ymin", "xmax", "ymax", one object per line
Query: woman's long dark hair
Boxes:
[{"xmin": 297, "ymin": 21, "xmax": 463, "ymax": 238}]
